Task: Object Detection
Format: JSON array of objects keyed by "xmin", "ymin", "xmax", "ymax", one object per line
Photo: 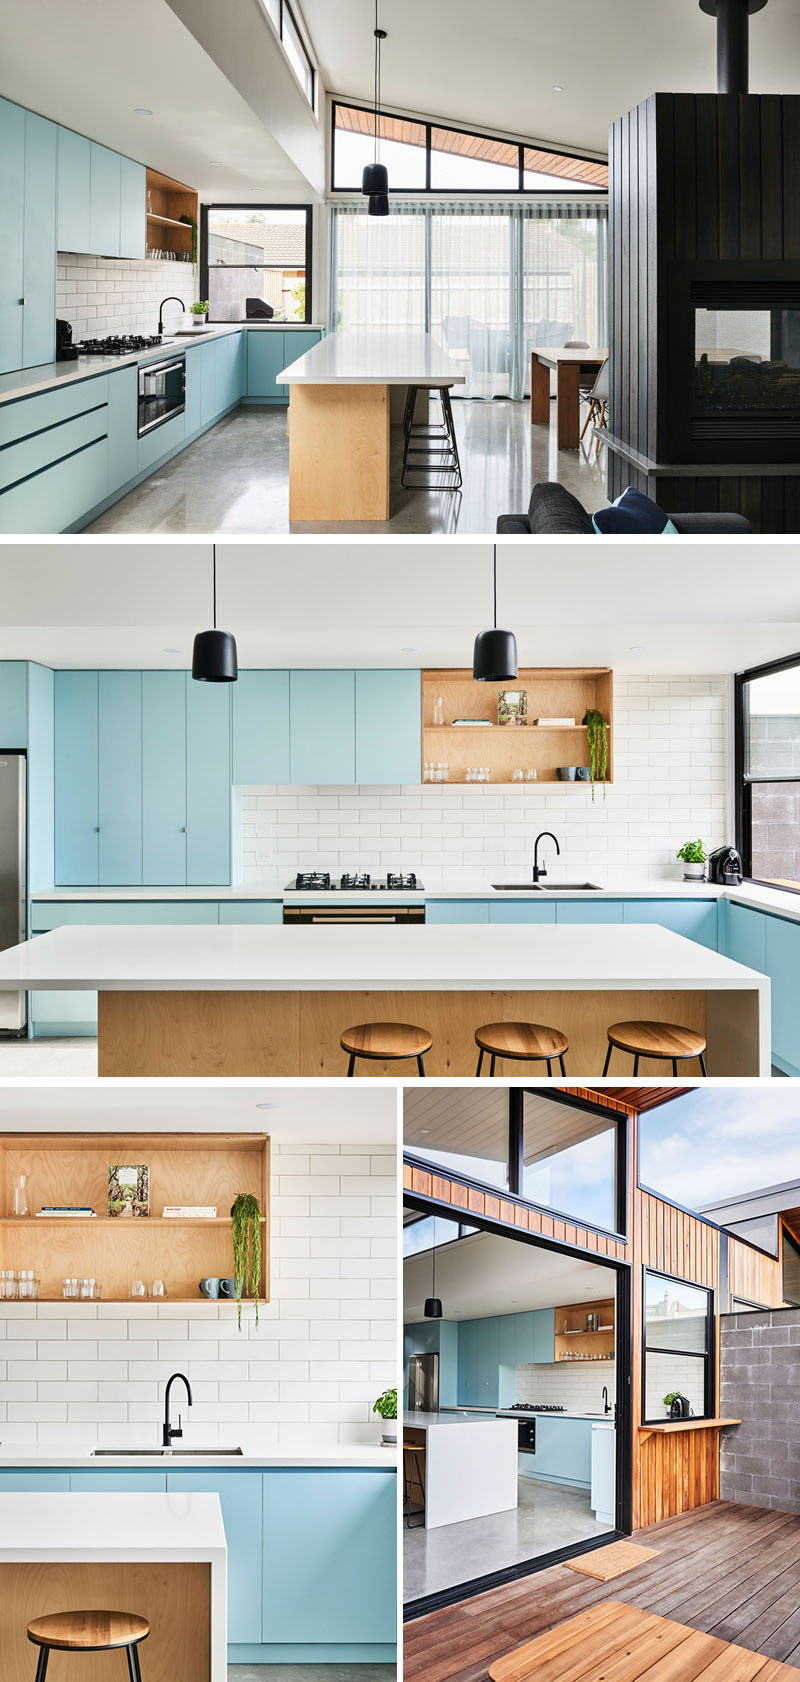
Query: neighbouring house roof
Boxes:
[{"xmin": 209, "ymin": 219, "xmax": 306, "ymax": 265}]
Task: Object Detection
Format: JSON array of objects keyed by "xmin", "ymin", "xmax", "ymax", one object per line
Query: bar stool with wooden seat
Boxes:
[
  {"xmin": 401, "ymin": 384, "xmax": 462, "ymax": 490},
  {"xmin": 403, "ymin": 1439, "xmax": 426, "ymax": 1527},
  {"xmin": 27, "ymin": 1610, "xmax": 150, "ymax": 1680},
  {"xmin": 341, "ymin": 1021, "xmax": 432, "ymax": 1076},
  {"xmin": 602, "ymin": 1019, "xmax": 708, "ymax": 1076},
  {"xmin": 475, "ymin": 1021, "xmax": 568, "ymax": 1077}
]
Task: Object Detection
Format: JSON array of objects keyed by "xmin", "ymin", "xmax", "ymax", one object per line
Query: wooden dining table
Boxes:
[
  {"xmin": 530, "ymin": 346, "xmax": 608, "ymax": 449},
  {"xmin": 489, "ymin": 1598, "xmax": 798, "ymax": 1682}
]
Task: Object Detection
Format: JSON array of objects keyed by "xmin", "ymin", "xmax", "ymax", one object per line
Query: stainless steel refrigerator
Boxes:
[
  {"xmin": 407, "ymin": 1352, "xmax": 438, "ymax": 1413},
  {"xmin": 0, "ymin": 754, "xmax": 26, "ymax": 1032}
]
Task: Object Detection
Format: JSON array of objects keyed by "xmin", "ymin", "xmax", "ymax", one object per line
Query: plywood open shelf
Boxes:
[
  {"xmin": 554, "ymin": 1296, "xmax": 615, "ymax": 1362},
  {"xmin": 421, "ymin": 669, "xmax": 613, "ymax": 785},
  {"xmin": 0, "ymin": 1133, "xmax": 269, "ymax": 1304},
  {"xmin": 145, "ymin": 168, "xmax": 198, "ymax": 257}
]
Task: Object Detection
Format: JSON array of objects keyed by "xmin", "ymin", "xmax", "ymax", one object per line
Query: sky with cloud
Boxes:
[{"xmin": 639, "ymin": 1088, "xmax": 800, "ymax": 1210}]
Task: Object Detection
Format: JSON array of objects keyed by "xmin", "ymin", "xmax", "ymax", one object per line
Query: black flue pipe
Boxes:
[{"xmin": 699, "ymin": 0, "xmax": 768, "ymax": 96}]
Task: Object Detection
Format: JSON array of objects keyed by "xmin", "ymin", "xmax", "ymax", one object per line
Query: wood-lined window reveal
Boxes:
[
  {"xmin": 522, "ymin": 1091, "xmax": 618, "ymax": 1236},
  {"xmin": 331, "ymin": 102, "xmax": 608, "ymax": 195},
  {"xmin": 736, "ymin": 652, "xmax": 800, "ymax": 893},
  {"xmin": 643, "ymin": 1270, "xmax": 713, "ymax": 1425},
  {"xmin": 782, "ymin": 1229, "xmax": 800, "ymax": 1306}
]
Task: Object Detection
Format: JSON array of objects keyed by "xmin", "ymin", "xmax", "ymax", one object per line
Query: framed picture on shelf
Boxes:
[
  {"xmin": 108, "ymin": 1164, "xmax": 150, "ymax": 1218},
  {"xmin": 498, "ymin": 688, "xmax": 527, "ymax": 726}
]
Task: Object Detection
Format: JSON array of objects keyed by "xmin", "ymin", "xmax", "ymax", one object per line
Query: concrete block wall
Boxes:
[{"xmin": 719, "ymin": 1308, "xmax": 800, "ymax": 1511}]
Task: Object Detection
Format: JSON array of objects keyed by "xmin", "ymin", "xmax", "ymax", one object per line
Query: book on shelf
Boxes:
[
  {"xmin": 36, "ymin": 1206, "xmax": 96, "ymax": 1218},
  {"xmin": 162, "ymin": 1205, "xmax": 218, "ymax": 1219},
  {"xmin": 533, "ymin": 717, "xmax": 576, "ymax": 727},
  {"xmin": 452, "ymin": 718, "xmax": 493, "ymax": 727}
]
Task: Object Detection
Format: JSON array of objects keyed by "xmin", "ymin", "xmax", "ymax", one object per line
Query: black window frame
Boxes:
[
  {"xmin": 199, "ymin": 202, "xmax": 314, "ymax": 326},
  {"xmin": 735, "ymin": 648, "xmax": 800, "ymax": 896},
  {"xmin": 263, "ymin": 0, "xmax": 315, "ymax": 107},
  {"xmin": 782, "ymin": 1228, "xmax": 800, "ymax": 1306},
  {"xmin": 642, "ymin": 1266, "xmax": 715, "ymax": 1426},
  {"xmin": 330, "ymin": 99, "xmax": 608, "ymax": 198}
]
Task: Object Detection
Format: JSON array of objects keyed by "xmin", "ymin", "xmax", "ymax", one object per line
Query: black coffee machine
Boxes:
[
  {"xmin": 707, "ymin": 845, "xmax": 743, "ymax": 885},
  {"xmin": 56, "ymin": 319, "xmax": 78, "ymax": 361}
]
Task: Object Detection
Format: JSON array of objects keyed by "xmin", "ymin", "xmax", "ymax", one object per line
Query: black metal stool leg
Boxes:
[
  {"xmin": 490, "ymin": 1053, "xmax": 496, "ymax": 1077},
  {"xmin": 672, "ymin": 1058, "xmax": 678, "ymax": 1076},
  {"xmin": 559, "ymin": 1053, "xmax": 566, "ymax": 1076},
  {"xmin": 417, "ymin": 1054, "xmax": 425, "ymax": 1077},
  {"xmin": 699, "ymin": 1052, "xmax": 708, "ymax": 1076},
  {"xmin": 441, "ymin": 388, "xmax": 463, "ymax": 488},
  {"xmin": 602, "ymin": 1040, "xmax": 613, "ymax": 1075},
  {"xmin": 34, "ymin": 1647, "xmax": 49, "ymax": 1682},
  {"xmin": 125, "ymin": 1645, "xmax": 137, "ymax": 1682},
  {"xmin": 131, "ymin": 1645, "xmax": 143, "ymax": 1682},
  {"xmin": 346, "ymin": 1052, "xmax": 356, "ymax": 1077},
  {"xmin": 633, "ymin": 1054, "xmax": 640, "ymax": 1076},
  {"xmin": 546, "ymin": 1058, "xmax": 552, "ymax": 1075},
  {"xmin": 476, "ymin": 1047, "xmax": 484, "ymax": 1076}
]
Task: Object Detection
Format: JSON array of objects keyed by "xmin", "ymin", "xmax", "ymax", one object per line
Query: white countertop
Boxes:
[
  {"xmin": 0, "ymin": 1443, "xmax": 394, "ymax": 1469},
  {"xmin": 0, "ymin": 324, "xmax": 324, "ymax": 406},
  {"xmin": 0, "ymin": 1490, "xmax": 226, "ymax": 1562},
  {"xmin": 439, "ymin": 1406, "xmax": 615, "ymax": 1423},
  {"xmin": 278, "ymin": 329, "xmax": 466, "ymax": 387},
  {"xmin": 405, "ymin": 1410, "xmax": 508, "ymax": 1430},
  {"xmin": 32, "ymin": 885, "xmax": 286, "ymax": 902},
  {"xmin": 0, "ymin": 921, "xmax": 767, "ymax": 991}
]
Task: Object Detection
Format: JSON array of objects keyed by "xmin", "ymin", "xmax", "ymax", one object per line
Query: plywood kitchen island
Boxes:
[
  {"xmin": 279, "ymin": 330, "xmax": 466, "ymax": 521},
  {"xmin": 0, "ymin": 923, "xmax": 770, "ymax": 1077}
]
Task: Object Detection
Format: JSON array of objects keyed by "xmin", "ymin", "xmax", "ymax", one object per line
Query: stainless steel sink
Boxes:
[
  {"xmin": 491, "ymin": 882, "xmax": 602, "ymax": 891},
  {"xmin": 91, "ymin": 1446, "xmax": 244, "ymax": 1457}
]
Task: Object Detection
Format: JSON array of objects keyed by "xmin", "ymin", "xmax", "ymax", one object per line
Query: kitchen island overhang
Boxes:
[
  {"xmin": 0, "ymin": 922, "xmax": 770, "ymax": 1077},
  {"xmin": 0, "ymin": 1490, "xmax": 227, "ymax": 1682}
]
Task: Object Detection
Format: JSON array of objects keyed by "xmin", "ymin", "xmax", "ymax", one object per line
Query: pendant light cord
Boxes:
[
  {"xmin": 212, "ymin": 543, "xmax": 217, "ymax": 630},
  {"xmin": 431, "ymin": 1243, "xmax": 436, "ymax": 1298},
  {"xmin": 374, "ymin": 0, "xmax": 380, "ymax": 163},
  {"xmin": 493, "ymin": 543, "xmax": 497, "ymax": 630}
]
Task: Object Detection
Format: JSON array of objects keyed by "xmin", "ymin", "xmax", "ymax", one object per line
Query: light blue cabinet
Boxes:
[
  {"xmin": 186, "ymin": 679, "xmax": 231, "ymax": 884},
  {"xmin": 217, "ymin": 331, "xmax": 245, "ymax": 413},
  {"xmin": 556, "ymin": 901, "xmax": 624, "ymax": 924},
  {"xmin": 524, "ymin": 1416, "xmax": 593, "ymax": 1488},
  {"xmin": 0, "ymin": 98, "xmax": 26, "ymax": 376},
  {"xmin": 0, "ymin": 662, "xmax": 29, "ymax": 747},
  {"xmin": 426, "ymin": 900, "xmax": 491, "ymax": 924},
  {"xmin": 54, "ymin": 671, "xmax": 99, "ymax": 884},
  {"xmin": 22, "ymin": 111, "xmax": 58, "ymax": 369},
  {"xmin": 70, "ymin": 1471, "xmax": 166, "ymax": 1492},
  {"xmin": 89, "ymin": 142, "xmax": 121, "ymax": 256},
  {"xmin": 765, "ymin": 913, "xmax": 800, "ymax": 1075},
  {"xmin": 167, "ymin": 1470, "xmax": 263, "ymax": 1646},
  {"xmin": 98, "ymin": 671, "xmax": 142, "ymax": 884},
  {"xmin": 490, "ymin": 901, "xmax": 556, "ymax": 924},
  {"xmin": 27, "ymin": 661, "xmax": 55, "ymax": 894},
  {"xmin": 246, "ymin": 332, "xmax": 290, "ymax": 400},
  {"xmin": 727, "ymin": 901, "xmax": 767, "ymax": 973},
  {"xmin": 184, "ymin": 343, "xmax": 204, "ymax": 436},
  {"xmin": 219, "ymin": 900, "xmax": 282, "ymax": 924},
  {"xmin": 262, "ymin": 1470, "xmax": 396, "ymax": 1646},
  {"xmin": 0, "ymin": 1471, "xmax": 71, "ymax": 1492},
  {"xmin": 290, "ymin": 671, "xmax": 355, "ymax": 785},
  {"xmin": 355, "ymin": 670, "xmax": 421, "ymax": 785},
  {"xmin": 57, "ymin": 126, "xmax": 91, "ymax": 252},
  {"xmin": 232, "ymin": 671, "xmax": 290, "ymax": 784},
  {"xmin": 457, "ymin": 1317, "xmax": 499, "ymax": 1405},
  {"xmin": 107, "ymin": 366, "xmax": 138, "ymax": 494},
  {"xmin": 622, "ymin": 898, "xmax": 718, "ymax": 950},
  {"xmin": 142, "ymin": 671, "xmax": 187, "ymax": 885},
  {"xmin": 119, "ymin": 156, "xmax": 146, "ymax": 259}
]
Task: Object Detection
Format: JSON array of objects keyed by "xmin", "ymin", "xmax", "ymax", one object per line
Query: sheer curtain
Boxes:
[{"xmin": 330, "ymin": 200, "xmax": 607, "ymax": 401}]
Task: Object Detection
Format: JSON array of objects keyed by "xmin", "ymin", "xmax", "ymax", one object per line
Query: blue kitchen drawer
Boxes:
[
  {"xmin": 167, "ymin": 1470, "xmax": 263, "ymax": 1647},
  {"xmin": 0, "ymin": 375, "xmax": 110, "ymax": 447},
  {"xmin": 70, "ymin": 1471, "xmax": 167, "ymax": 1492},
  {"xmin": 31, "ymin": 901, "xmax": 219, "ymax": 929},
  {"xmin": 0, "ymin": 403, "xmax": 108, "ymax": 493},
  {"xmin": 490, "ymin": 901, "xmax": 557, "ymax": 924},
  {"xmin": 0, "ymin": 1471, "xmax": 71, "ymax": 1491},
  {"xmin": 218, "ymin": 901, "xmax": 282, "ymax": 924},
  {"xmin": 137, "ymin": 409, "xmax": 186, "ymax": 474},
  {"xmin": 621, "ymin": 898, "xmax": 718, "ymax": 950},
  {"xmin": 426, "ymin": 900, "xmax": 491, "ymax": 923},
  {"xmin": 262, "ymin": 1470, "xmax": 396, "ymax": 1645},
  {"xmin": 0, "ymin": 434, "xmax": 109, "ymax": 534},
  {"xmin": 556, "ymin": 901, "xmax": 624, "ymax": 924}
]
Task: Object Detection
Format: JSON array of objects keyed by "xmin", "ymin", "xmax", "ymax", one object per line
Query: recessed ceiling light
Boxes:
[
  {"xmin": 255, "ymin": 1102, "xmax": 280, "ymax": 1110},
  {"xmin": 552, "ymin": 85, "xmax": 564, "ymax": 93},
  {"xmin": 209, "ymin": 160, "xmax": 223, "ymax": 167},
  {"xmin": 401, "ymin": 646, "xmax": 419, "ymax": 654},
  {"xmin": 628, "ymin": 643, "xmax": 646, "ymax": 653},
  {"xmin": 134, "ymin": 107, "xmax": 153, "ymax": 117},
  {"xmin": 162, "ymin": 646, "xmax": 180, "ymax": 653}
]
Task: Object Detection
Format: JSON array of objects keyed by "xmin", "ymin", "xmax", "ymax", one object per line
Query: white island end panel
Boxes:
[{"xmin": 408, "ymin": 1413, "xmax": 519, "ymax": 1530}]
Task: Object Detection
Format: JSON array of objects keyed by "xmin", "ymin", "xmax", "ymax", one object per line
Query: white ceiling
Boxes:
[
  {"xmin": 1, "ymin": 539, "xmax": 798, "ymax": 674},
  {"xmin": 404, "ymin": 1227, "xmax": 615, "ymax": 1322},
  {"xmin": 0, "ymin": 0, "xmax": 312, "ymax": 200},
  {"xmin": 0, "ymin": 1081, "xmax": 397, "ymax": 1143},
  {"xmin": 305, "ymin": 0, "xmax": 800, "ymax": 156}
]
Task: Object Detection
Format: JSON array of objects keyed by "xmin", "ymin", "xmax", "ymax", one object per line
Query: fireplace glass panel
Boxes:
[{"xmin": 694, "ymin": 306, "xmax": 800, "ymax": 413}]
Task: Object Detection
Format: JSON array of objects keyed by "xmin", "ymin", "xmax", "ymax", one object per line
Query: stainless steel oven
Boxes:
[
  {"xmin": 284, "ymin": 903, "xmax": 425, "ymax": 926},
  {"xmin": 137, "ymin": 354, "xmax": 186, "ymax": 437},
  {"xmin": 497, "ymin": 1413, "xmax": 536, "ymax": 1454}
]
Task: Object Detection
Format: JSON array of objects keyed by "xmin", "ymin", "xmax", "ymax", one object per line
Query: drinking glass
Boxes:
[
  {"xmin": 526, "ymin": 768, "xmax": 538, "ymax": 782},
  {"xmin": 62, "ymin": 1278, "xmax": 79, "ymax": 1300},
  {"xmin": 130, "ymin": 1280, "xmax": 147, "ymax": 1300},
  {"xmin": 80, "ymin": 1278, "xmax": 100, "ymax": 1300},
  {"xmin": 0, "ymin": 1271, "xmax": 17, "ymax": 1301},
  {"xmin": 18, "ymin": 1271, "xmax": 37, "ymax": 1301},
  {"xmin": 512, "ymin": 769, "xmax": 524, "ymax": 782},
  {"xmin": 150, "ymin": 1280, "xmax": 167, "ymax": 1300}
]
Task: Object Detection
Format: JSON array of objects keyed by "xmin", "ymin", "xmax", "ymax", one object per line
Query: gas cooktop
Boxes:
[
  {"xmin": 506, "ymin": 1403, "xmax": 566, "ymax": 1414},
  {"xmin": 76, "ymin": 334, "xmax": 165, "ymax": 356},
  {"xmin": 289, "ymin": 872, "xmax": 422, "ymax": 892}
]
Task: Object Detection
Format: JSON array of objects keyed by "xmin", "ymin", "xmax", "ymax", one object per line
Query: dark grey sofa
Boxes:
[{"xmin": 497, "ymin": 482, "xmax": 753, "ymax": 535}]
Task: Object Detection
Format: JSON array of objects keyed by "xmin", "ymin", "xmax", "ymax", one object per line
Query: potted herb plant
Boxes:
[
  {"xmin": 663, "ymin": 1390, "xmax": 690, "ymax": 1419},
  {"xmin": 676, "ymin": 839, "xmax": 707, "ymax": 881},
  {"xmin": 190, "ymin": 299, "xmax": 210, "ymax": 328},
  {"xmin": 230, "ymin": 1193, "xmax": 261, "ymax": 1330},
  {"xmin": 372, "ymin": 1386, "xmax": 397, "ymax": 1446},
  {"xmin": 582, "ymin": 708, "xmax": 609, "ymax": 801}
]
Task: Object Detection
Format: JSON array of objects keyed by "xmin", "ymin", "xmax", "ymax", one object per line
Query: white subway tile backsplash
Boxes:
[
  {"xmin": 56, "ymin": 255, "xmax": 197, "ymax": 340},
  {"xmin": 3, "ymin": 1142, "xmax": 396, "ymax": 1447}
]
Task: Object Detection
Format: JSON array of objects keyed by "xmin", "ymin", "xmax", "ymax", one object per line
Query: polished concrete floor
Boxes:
[
  {"xmin": 229, "ymin": 1668, "xmax": 395, "ymax": 1681},
  {"xmin": 85, "ymin": 399, "xmax": 608, "ymax": 535},
  {"xmin": 403, "ymin": 1474, "xmax": 611, "ymax": 1603},
  {"xmin": 0, "ymin": 1035, "xmax": 97, "ymax": 1074}
]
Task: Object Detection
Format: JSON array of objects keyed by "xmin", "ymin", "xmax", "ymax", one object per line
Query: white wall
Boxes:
[
  {"xmin": 56, "ymin": 255, "xmax": 197, "ymax": 341},
  {"xmin": 241, "ymin": 675, "xmax": 728, "ymax": 884},
  {"xmin": 0, "ymin": 1141, "xmax": 396, "ymax": 1450}
]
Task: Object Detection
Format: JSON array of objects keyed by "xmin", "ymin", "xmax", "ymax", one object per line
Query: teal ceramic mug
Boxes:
[
  {"xmin": 199, "ymin": 1277, "xmax": 220, "ymax": 1299},
  {"xmin": 219, "ymin": 1277, "xmax": 241, "ymax": 1298}
]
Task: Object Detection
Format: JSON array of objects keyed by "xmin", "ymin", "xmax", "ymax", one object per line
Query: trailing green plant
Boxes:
[
  {"xmin": 230, "ymin": 1192, "xmax": 261, "ymax": 1330},
  {"xmin": 372, "ymin": 1386, "xmax": 397, "ymax": 1421},
  {"xmin": 190, "ymin": 299, "xmax": 210, "ymax": 316},
  {"xmin": 179, "ymin": 214, "xmax": 198, "ymax": 263},
  {"xmin": 582, "ymin": 708, "xmax": 608, "ymax": 801},
  {"xmin": 676, "ymin": 839, "xmax": 707, "ymax": 864}
]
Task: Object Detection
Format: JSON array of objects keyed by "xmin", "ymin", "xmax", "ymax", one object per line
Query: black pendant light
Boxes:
[
  {"xmin": 192, "ymin": 543, "xmax": 238, "ymax": 683},
  {"xmin": 424, "ymin": 1242, "xmax": 442, "ymax": 1320},
  {"xmin": 362, "ymin": 0, "xmax": 389, "ymax": 215},
  {"xmin": 472, "ymin": 544, "xmax": 518, "ymax": 682}
]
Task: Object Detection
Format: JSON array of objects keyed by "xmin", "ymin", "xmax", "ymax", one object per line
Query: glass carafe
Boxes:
[{"xmin": 11, "ymin": 1175, "xmax": 28, "ymax": 1217}]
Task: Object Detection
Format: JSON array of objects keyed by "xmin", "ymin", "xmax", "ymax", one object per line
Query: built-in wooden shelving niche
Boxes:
[
  {"xmin": 145, "ymin": 169, "xmax": 198, "ymax": 260},
  {"xmin": 421, "ymin": 668, "xmax": 614, "ymax": 786},
  {"xmin": 0, "ymin": 1133, "xmax": 269, "ymax": 1304},
  {"xmin": 554, "ymin": 1297, "xmax": 615, "ymax": 1362}
]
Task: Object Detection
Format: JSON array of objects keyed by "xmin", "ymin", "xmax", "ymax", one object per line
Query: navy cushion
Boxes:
[
  {"xmin": 593, "ymin": 486, "xmax": 677, "ymax": 534},
  {"xmin": 528, "ymin": 482, "xmax": 595, "ymax": 535}
]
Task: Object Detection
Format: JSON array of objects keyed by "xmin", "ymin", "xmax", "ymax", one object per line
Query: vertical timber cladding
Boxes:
[{"xmin": 607, "ymin": 93, "xmax": 800, "ymax": 530}]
